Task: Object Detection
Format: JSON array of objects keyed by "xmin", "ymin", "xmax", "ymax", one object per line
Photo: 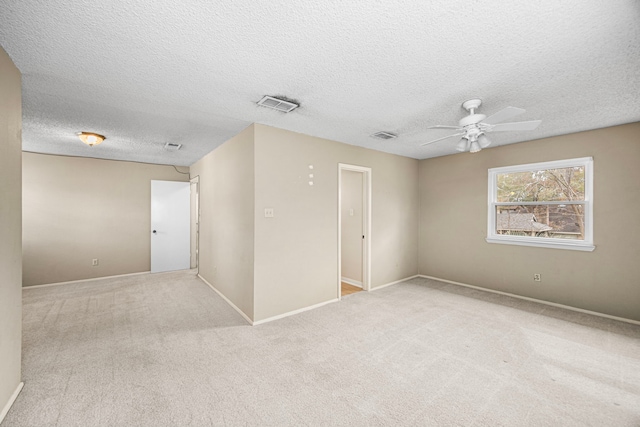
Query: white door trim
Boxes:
[
  {"xmin": 190, "ymin": 176, "xmax": 200, "ymax": 271},
  {"xmin": 338, "ymin": 163, "xmax": 372, "ymax": 299}
]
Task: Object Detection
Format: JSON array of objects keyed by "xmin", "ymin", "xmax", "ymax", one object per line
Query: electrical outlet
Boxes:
[
  {"xmin": 92, "ymin": 259, "xmax": 99, "ymax": 266},
  {"xmin": 533, "ymin": 273, "xmax": 541, "ymax": 282}
]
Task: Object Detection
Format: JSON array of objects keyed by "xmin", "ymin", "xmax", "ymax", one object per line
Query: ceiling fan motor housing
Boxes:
[{"xmin": 458, "ymin": 113, "xmax": 486, "ymax": 128}]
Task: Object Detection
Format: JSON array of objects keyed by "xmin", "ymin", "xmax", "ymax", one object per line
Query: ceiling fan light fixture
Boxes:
[
  {"xmin": 77, "ymin": 132, "xmax": 105, "ymax": 147},
  {"xmin": 455, "ymin": 138, "xmax": 469, "ymax": 152},
  {"xmin": 478, "ymin": 134, "xmax": 491, "ymax": 148},
  {"xmin": 469, "ymin": 140, "xmax": 482, "ymax": 153},
  {"xmin": 421, "ymin": 99, "xmax": 541, "ymax": 155}
]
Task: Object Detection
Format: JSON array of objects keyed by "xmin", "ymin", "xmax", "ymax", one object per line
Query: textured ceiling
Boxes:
[{"xmin": 1, "ymin": 0, "xmax": 639, "ymax": 166}]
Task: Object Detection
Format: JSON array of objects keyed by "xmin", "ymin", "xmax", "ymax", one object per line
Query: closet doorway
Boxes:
[{"xmin": 338, "ymin": 164, "xmax": 371, "ymax": 298}]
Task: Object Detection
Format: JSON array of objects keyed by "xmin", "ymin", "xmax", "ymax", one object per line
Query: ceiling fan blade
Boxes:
[
  {"xmin": 489, "ymin": 120, "xmax": 542, "ymax": 132},
  {"xmin": 483, "ymin": 106, "xmax": 526, "ymax": 125},
  {"xmin": 426, "ymin": 125, "xmax": 462, "ymax": 130},
  {"xmin": 420, "ymin": 132, "xmax": 465, "ymax": 146}
]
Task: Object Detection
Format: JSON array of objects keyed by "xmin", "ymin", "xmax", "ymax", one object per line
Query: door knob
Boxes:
[{"xmin": 153, "ymin": 230, "xmax": 157, "ymax": 234}]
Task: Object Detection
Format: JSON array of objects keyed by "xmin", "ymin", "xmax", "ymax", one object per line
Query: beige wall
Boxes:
[
  {"xmin": 253, "ymin": 124, "xmax": 419, "ymax": 321},
  {"xmin": 418, "ymin": 122, "xmax": 640, "ymax": 321},
  {"xmin": 190, "ymin": 125, "xmax": 255, "ymax": 320},
  {"xmin": 341, "ymin": 170, "xmax": 363, "ymax": 283},
  {"xmin": 0, "ymin": 46, "xmax": 22, "ymax": 418},
  {"xmin": 22, "ymin": 153, "xmax": 189, "ymax": 286}
]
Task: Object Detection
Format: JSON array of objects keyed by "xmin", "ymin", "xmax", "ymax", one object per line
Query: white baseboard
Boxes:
[
  {"xmin": 340, "ymin": 277, "xmax": 362, "ymax": 288},
  {"xmin": 418, "ymin": 275, "xmax": 640, "ymax": 326},
  {"xmin": 0, "ymin": 381, "xmax": 24, "ymax": 424},
  {"xmin": 23, "ymin": 271, "xmax": 151, "ymax": 289},
  {"xmin": 253, "ymin": 298, "xmax": 340, "ymax": 326},
  {"xmin": 370, "ymin": 274, "xmax": 420, "ymax": 292},
  {"xmin": 197, "ymin": 274, "xmax": 253, "ymax": 325}
]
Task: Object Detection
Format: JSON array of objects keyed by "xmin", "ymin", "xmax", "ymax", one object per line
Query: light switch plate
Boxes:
[{"xmin": 264, "ymin": 208, "xmax": 274, "ymax": 218}]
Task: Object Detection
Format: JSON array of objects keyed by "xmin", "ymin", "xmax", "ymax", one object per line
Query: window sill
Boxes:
[{"xmin": 486, "ymin": 237, "xmax": 595, "ymax": 252}]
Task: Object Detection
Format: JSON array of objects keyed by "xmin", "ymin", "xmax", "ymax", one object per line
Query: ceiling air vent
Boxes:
[
  {"xmin": 370, "ymin": 131, "xmax": 397, "ymax": 140},
  {"xmin": 164, "ymin": 143, "xmax": 182, "ymax": 151},
  {"xmin": 257, "ymin": 95, "xmax": 299, "ymax": 113}
]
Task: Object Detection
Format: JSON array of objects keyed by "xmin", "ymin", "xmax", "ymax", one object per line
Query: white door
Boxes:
[{"xmin": 151, "ymin": 180, "xmax": 191, "ymax": 273}]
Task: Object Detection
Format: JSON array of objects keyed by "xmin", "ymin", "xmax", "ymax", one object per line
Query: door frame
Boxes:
[
  {"xmin": 190, "ymin": 176, "xmax": 200, "ymax": 272},
  {"xmin": 338, "ymin": 163, "xmax": 372, "ymax": 299}
]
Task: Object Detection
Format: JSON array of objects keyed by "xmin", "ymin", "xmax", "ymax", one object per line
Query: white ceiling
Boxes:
[{"xmin": 1, "ymin": 0, "xmax": 639, "ymax": 166}]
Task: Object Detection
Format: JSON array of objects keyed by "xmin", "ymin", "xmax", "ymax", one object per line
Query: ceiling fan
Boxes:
[{"xmin": 421, "ymin": 99, "xmax": 542, "ymax": 153}]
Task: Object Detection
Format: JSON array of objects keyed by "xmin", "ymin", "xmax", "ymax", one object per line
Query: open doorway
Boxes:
[{"xmin": 338, "ymin": 164, "xmax": 371, "ymax": 299}]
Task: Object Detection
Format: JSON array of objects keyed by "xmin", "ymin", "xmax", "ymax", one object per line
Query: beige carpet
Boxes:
[{"xmin": 5, "ymin": 271, "xmax": 640, "ymax": 426}]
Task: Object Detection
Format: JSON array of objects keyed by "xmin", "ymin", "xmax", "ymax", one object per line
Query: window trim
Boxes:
[{"xmin": 486, "ymin": 157, "xmax": 595, "ymax": 252}]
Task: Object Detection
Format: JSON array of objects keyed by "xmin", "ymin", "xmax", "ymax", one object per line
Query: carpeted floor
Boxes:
[{"xmin": 5, "ymin": 271, "xmax": 640, "ymax": 426}]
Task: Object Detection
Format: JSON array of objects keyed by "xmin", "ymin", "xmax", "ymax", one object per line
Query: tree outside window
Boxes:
[{"xmin": 487, "ymin": 158, "xmax": 594, "ymax": 251}]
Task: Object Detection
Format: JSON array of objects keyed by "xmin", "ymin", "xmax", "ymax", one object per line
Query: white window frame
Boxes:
[{"xmin": 487, "ymin": 157, "xmax": 595, "ymax": 252}]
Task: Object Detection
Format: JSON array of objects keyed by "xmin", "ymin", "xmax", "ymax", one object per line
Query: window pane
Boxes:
[
  {"xmin": 495, "ymin": 205, "xmax": 585, "ymax": 240},
  {"xmin": 497, "ymin": 167, "xmax": 585, "ymax": 202}
]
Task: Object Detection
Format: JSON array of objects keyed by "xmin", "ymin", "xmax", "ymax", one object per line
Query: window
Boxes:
[{"xmin": 487, "ymin": 157, "xmax": 594, "ymax": 251}]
